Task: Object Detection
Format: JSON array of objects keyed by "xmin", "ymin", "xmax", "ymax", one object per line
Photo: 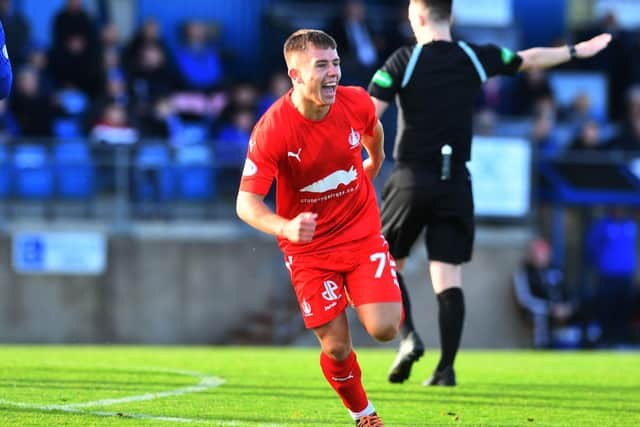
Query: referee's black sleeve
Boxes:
[
  {"xmin": 470, "ymin": 43, "xmax": 522, "ymax": 78},
  {"xmin": 368, "ymin": 46, "xmax": 411, "ymax": 102}
]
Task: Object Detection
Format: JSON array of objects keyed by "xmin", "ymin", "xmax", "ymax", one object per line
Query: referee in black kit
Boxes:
[{"xmin": 368, "ymin": 0, "xmax": 611, "ymax": 386}]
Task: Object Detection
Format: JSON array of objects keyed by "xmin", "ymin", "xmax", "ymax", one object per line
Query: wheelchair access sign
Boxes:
[{"xmin": 13, "ymin": 232, "xmax": 106, "ymax": 275}]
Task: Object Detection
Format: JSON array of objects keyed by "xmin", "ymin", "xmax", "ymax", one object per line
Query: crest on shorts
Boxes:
[
  {"xmin": 348, "ymin": 128, "xmax": 360, "ymax": 149},
  {"xmin": 301, "ymin": 299, "xmax": 313, "ymax": 316}
]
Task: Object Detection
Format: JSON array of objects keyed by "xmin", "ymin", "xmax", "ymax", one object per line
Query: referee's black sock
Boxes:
[
  {"xmin": 397, "ymin": 272, "xmax": 415, "ymax": 339},
  {"xmin": 436, "ymin": 287, "xmax": 465, "ymax": 371}
]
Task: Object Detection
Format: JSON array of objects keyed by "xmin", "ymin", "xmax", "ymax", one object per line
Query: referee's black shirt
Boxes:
[{"xmin": 368, "ymin": 40, "xmax": 522, "ymax": 166}]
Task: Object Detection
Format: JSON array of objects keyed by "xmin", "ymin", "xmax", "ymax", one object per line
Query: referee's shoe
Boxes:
[
  {"xmin": 423, "ymin": 365, "xmax": 456, "ymax": 386},
  {"xmin": 388, "ymin": 332, "xmax": 424, "ymax": 383}
]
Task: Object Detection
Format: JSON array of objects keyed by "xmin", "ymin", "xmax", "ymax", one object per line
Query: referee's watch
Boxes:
[{"xmin": 568, "ymin": 44, "xmax": 577, "ymax": 59}]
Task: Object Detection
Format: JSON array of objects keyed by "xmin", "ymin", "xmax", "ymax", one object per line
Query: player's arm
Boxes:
[
  {"xmin": 236, "ymin": 191, "xmax": 317, "ymax": 243},
  {"xmin": 0, "ymin": 20, "xmax": 13, "ymax": 99},
  {"xmin": 517, "ymin": 33, "xmax": 611, "ymax": 72},
  {"xmin": 361, "ymin": 119, "xmax": 385, "ymax": 180},
  {"xmin": 370, "ymin": 96, "xmax": 390, "ymax": 118}
]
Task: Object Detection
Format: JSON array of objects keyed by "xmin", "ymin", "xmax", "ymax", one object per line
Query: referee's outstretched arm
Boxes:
[{"xmin": 517, "ymin": 33, "xmax": 611, "ymax": 72}]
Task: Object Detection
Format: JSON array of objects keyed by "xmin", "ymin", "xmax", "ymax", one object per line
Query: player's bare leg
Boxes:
[
  {"xmin": 314, "ymin": 311, "xmax": 381, "ymax": 424},
  {"xmin": 354, "ymin": 302, "xmax": 402, "ymax": 342},
  {"xmin": 423, "ymin": 260, "xmax": 463, "ymax": 386},
  {"xmin": 387, "ymin": 258, "xmax": 425, "ymax": 383}
]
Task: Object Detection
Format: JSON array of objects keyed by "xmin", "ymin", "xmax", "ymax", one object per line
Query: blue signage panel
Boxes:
[{"xmin": 13, "ymin": 232, "xmax": 107, "ymax": 275}]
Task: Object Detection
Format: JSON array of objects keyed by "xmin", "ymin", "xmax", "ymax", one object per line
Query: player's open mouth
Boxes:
[{"xmin": 321, "ymin": 83, "xmax": 336, "ymax": 98}]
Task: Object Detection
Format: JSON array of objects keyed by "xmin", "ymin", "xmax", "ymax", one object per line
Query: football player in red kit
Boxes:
[{"xmin": 237, "ymin": 29, "xmax": 401, "ymax": 426}]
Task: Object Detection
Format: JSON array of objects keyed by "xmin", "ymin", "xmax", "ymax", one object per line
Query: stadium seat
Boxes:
[
  {"xmin": 52, "ymin": 117, "xmax": 84, "ymax": 139},
  {"xmin": 175, "ymin": 144, "xmax": 216, "ymax": 201},
  {"xmin": 53, "ymin": 140, "xmax": 96, "ymax": 200},
  {"xmin": 12, "ymin": 143, "xmax": 54, "ymax": 199},
  {"xmin": 133, "ymin": 143, "xmax": 175, "ymax": 203}
]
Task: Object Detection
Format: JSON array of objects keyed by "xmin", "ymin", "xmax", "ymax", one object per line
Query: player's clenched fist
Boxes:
[{"xmin": 281, "ymin": 212, "xmax": 318, "ymax": 243}]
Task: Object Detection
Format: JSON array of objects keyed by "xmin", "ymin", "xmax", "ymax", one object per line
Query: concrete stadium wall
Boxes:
[{"xmin": 0, "ymin": 223, "xmax": 532, "ymax": 348}]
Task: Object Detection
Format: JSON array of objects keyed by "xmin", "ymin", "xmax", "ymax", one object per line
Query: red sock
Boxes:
[{"xmin": 320, "ymin": 350, "xmax": 368, "ymax": 413}]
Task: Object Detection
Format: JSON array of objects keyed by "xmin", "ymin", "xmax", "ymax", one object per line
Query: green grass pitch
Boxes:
[{"xmin": 0, "ymin": 346, "xmax": 638, "ymax": 426}]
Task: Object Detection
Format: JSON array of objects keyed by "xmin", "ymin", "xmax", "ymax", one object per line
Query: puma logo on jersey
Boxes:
[
  {"xmin": 287, "ymin": 148, "xmax": 302, "ymax": 162},
  {"xmin": 300, "ymin": 166, "xmax": 357, "ymax": 193}
]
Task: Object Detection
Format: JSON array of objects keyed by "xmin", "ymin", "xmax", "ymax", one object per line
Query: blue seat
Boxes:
[
  {"xmin": 13, "ymin": 144, "xmax": 54, "ymax": 199},
  {"xmin": 53, "ymin": 141, "xmax": 95, "ymax": 199},
  {"xmin": 134, "ymin": 143, "xmax": 174, "ymax": 202},
  {"xmin": 175, "ymin": 144, "xmax": 216, "ymax": 201},
  {"xmin": 52, "ymin": 117, "xmax": 84, "ymax": 139},
  {"xmin": 0, "ymin": 144, "xmax": 10, "ymax": 198}
]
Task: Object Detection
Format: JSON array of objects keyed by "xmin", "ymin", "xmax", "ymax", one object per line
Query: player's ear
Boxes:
[{"xmin": 288, "ymin": 68, "xmax": 302, "ymax": 84}]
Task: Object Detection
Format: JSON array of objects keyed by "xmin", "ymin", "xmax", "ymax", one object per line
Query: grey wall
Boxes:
[{"xmin": 0, "ymin": 223, "xmax": 532, "ymax": 347}]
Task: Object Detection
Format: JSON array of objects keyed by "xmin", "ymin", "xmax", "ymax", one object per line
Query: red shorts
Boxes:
[{"xmin": 285, "ymin": 234, "xmax": 402, "ymax": 329}]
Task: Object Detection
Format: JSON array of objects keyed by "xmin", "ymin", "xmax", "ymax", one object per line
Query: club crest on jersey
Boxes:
[
  {"xmin": 348, "ymin": 128, "xmax": 361, "ymax": 149},
  {"xmin": 242, "ymin": 158, "xmax": 257, "ymax": 176}
]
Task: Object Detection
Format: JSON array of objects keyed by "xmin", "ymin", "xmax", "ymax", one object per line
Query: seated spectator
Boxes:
[
  {"xmin": 513, "ymin": 237, "xmax": 581, "ymax": 348},
  {"xmin": 123, "ymin": 19, "xmax": 178, "ymax": 121},
  {"xmin": 215, "ymin": 107, "xmax": 254, "ymax": 197},
  {"xmin": 173, "ymin": 20, "xmax": 224, "ymax": 92},
  {"xmin": 91, "ymin": 102, "xmax": 137, "ymax": 145},
  {"xmin": 215, "ymin": 108, "xmax": 253, "ymax": 166},
  {"xmin": 567, "ymin": 119, "xmax": 610, "ymax": 152},
  {"xmin": 91, "ymin": 102, "xmax": 138, "ymax": 192},
  {"xmin": 585, "ymin": 206, "xmax": 637, "ymax": 346},
  {"xmin": 257, "ymin": 71, "xmax": 290, "ymax": 118},
  {"xmin": 531, "ymin": 110, "xmax": 560, "ymax": 157},
  {"xmin": 512, "ymin": 69, "xmax": 553, "ymax": 117},
  {"xmin": 610, "ymin": 85, "xmax": 640, "ymax": 152},
  {"xmin": 0, "ymin": 98, "xmax": 18, "ymax": 141},
  {"xmin": 9, "ymin": 66, "xmax": 53, "ymax": 137}
]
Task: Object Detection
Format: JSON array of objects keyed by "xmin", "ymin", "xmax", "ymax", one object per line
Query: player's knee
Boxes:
[
  {"xmin": 322, "ymin": 342, "xmax": 352, "ymax": 361},
  {"xmin": 369, "ymin": 322, "xmax": 399, "ymax": 342}
]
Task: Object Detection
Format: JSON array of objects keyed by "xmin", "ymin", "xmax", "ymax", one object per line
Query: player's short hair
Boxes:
[
  {"xmin": 411, "ymin": 0, "xmax": 453, "ymax": 22},
  {"xmin": 283, "ymin": 29, "xmax": 337, "ymax": 65}
]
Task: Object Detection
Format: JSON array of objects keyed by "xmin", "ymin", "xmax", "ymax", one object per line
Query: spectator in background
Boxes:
[
  {"xmin": 513, "ymin": 237, "xmax": 580, "ymax": 348},
  {"xmin": 328, "ymin": 0, "xmax": 382, "ymax": 86},
  {"xmin": 48, "ymin": 0, "xmax": 103, "ymax": 97},
  {"xmin": 91, "ymin": 102, "xmax": 137, "ymax": 192},
  {"xmin": 25, "ymin": 44, "xmax": 53, "ymax": 95},
  {"xmin": 0, "ymin": 99, "xmax": 17, "ymax": 140},
  {"xmin": 215, "ymin": 107, "xmax": 254, "ymax": 197},
  {"xmin": 610, "ymin": 84, "xmax": 640, "ymax": 152},
  {"xmin": 174, "ymin": 20, "xmax": 224, "ymax": 92},
  {"xmin": 9, "ymin": 66, "xmax": 52, "ymax": 137},
  {"xmin": 257, "ymin": 71, "xmax": 290, "ymax": 118},
  {"xmin": 0, "ymin": 0, "xmax": 29, "ymax": 67},
  {"xmin": 586, "ymin": 206, "xmax": 637, "ymax": 346},
  {"xmin": 567, "ymin": 119, "xmax": 609, "ymax": 152},
  {"xmin": 531, "ymin": 110, "xmax": 560, "ymax": 157},
  {"xmin": 123, "ymin": 18, "xmax": 178, "ymax": 121},
  {"xmin": 511, "ymin": 69, "xmax": 553, "ymax": 117}
]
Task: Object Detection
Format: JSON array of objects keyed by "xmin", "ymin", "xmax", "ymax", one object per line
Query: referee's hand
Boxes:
[
  {"xmin": 575, "ymin": 33, "xmax": 612, "ymax": 58},
  {"xmin": 281, "ymin": 212, "xmax": 317, "ymax": 243}
]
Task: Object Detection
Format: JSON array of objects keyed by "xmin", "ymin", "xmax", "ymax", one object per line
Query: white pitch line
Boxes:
[
  {"xmin": 0, "ymin": 400, "xmax": 284, "ymax": 426},
  {"xmin": 0, "ymin": 365, "xmax": 285, "ymax": 427}
]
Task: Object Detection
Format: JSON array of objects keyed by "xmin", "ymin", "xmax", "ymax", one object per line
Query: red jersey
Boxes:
[{"xmin": 239, "ymin": 85, "xmax": 382, "ymax": 256}]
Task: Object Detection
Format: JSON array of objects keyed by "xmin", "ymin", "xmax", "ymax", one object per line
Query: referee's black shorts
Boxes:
[{"xmin": 380, "ymin": 163, "xmax": 474, "ymax": 265}]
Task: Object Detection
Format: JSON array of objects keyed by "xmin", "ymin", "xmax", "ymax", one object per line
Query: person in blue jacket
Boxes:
[{"xmin": 0, "ymin": 19, "xmax": 13, "ymax": 98}]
